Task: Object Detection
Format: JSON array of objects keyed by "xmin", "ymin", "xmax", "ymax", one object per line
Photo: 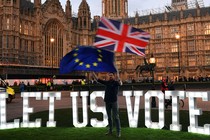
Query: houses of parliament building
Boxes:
[{"xmin": 0, "ymin": 0, "xmax": 210, "ymax": 82}]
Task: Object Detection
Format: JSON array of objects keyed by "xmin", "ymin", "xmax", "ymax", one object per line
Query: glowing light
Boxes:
[
  {"xmin": 187, "ymin": 91, "xmax": 210, "ymax": 135},
  {"xmin": 145, "ymin": 90, "xmax": 164, "ymax": 129},
  {"xmin": 0, "ymin": 90, "xmax": 209, "ymax": 136},
  {"xmin": 90, "ymin": 91, "xmax": 108, "ymax": 127},
  {"xmin": 43, "ymin": 92, "xmax": 61, "ymax": 127},
  {"xmin": 21, "ymin": 92, "xmax": 42, "ymax": 128},
  {"xmin": 123, "ymin": 90, "xmax": 143, "ymax": 127},
  {"xmin": 0, "ymin": 92, "xmax": 20, "ymax": 129},
  {"xmin": 70, "ymin": 91, "xmax": 88, "ymax": 128},
  {"xmin": 165, "ymin": 90, "xmax": 186, "ymax": 131}
]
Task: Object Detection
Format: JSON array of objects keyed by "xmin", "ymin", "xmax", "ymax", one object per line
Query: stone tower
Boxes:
[
  {"xmin": 77, "ymin": 0, "xmax": 92, "ymax": 46},
  {"xmin": 0, "ymin": 0, "xmax": 20, "ymax": 64},
  {"xmin": 172, "ymin": 0, "xmax": 188, "ymax": 10},
  {"xmin": 102, "ymin": 0, "xmax": 128, "ymax": 19},
  {"xmin": 78, "ymin": 0, "xmax": 91, "ymax": 30}
]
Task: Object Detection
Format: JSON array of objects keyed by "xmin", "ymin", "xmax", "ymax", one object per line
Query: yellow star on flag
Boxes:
[
  {"xmin": 73, "ymin": 53, "xmax": 78, "ymax": 57},
  {"xmin": 99, "ymin": 54, "xmax": 103, "ymax": 58},
  {"xmin": 75, "ymin": 58, "xmax": 80, "ymax": 63},
  {"xmin": 97, "ymin": 49, "xmax": 102, "ymax": 53},
  {"xmin": 86, "ymin": 64, "xmax": 90, "ymax": 68},
  {"xmin": 93, "ymin": 62, "xmax": 98, "ymax": 67},
  {"xmin": 79, "ymin": 62, "xmax": 84, "ymax": 65},
  {"xmin": 98, "ymin": 58, "xmax": 102, "ymax": 62}
]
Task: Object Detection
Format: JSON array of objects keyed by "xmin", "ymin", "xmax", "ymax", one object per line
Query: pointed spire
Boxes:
[
  {"xmin": 66, "ymin": 0, "xmax": 72, "ymax": 18},
  {"xmin": 79, "ymin": 0, "xmax": 90, "ymax": 12},
  {"xmin": 78, "ymin": 0, "xmax": 91, "ymax": 30},
  {"xmin": 135, "ymin": 11, "xmax": 139, "ymax": 17},
  {"xmin": 34, "ymin": 0, "xmax": 41, "ymax": 8}
]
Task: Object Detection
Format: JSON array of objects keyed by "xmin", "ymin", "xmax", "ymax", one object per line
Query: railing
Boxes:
[{"xmin": 10, "ymin": 82, "xmax": 210, "ymax": 93}]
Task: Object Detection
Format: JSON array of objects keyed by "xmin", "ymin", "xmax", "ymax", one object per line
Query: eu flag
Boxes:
[{"xmin": 59, "ymin": 46, "xmax": 117, "ymax": 74}]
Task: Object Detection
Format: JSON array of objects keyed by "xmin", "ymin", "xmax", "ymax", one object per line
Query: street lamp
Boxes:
[
  {"xmin": 149, "ymin": 53, "xmax": 156, "ymax": 108},
  {"xmin": 50, "ymin": 38, "xmax": 55, "ymax": 89},
  {"xmin": 175, "ymin": 33, "xmax": 181, "ymax": 77}
]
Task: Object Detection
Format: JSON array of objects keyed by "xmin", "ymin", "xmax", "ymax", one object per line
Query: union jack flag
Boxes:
[{"xmin": 93, "ymin": 17, "xmax": 151, "ymax": 56}]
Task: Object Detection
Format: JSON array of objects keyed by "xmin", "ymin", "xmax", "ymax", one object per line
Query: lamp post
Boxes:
[
  {"xmin": 50, "ymin": 38, "xmax": 55, "ymax": 88},
  {"xmin": 175, "ymin": 33, "xmax": 181, "ymax": 77},
  {"xmin": 149, "ymin": 54, "xmax": 156, "ymax": 108}
]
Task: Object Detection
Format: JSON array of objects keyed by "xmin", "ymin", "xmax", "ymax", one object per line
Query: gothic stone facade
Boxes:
[{"xmin": 0, "ymin": 0, "xmax": 95, "ymax": 78}]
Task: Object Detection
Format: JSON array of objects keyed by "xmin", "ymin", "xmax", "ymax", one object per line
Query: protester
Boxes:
[
  {"xmin": 161, "ymin": 78, "xmax": 168, "ymax": 93},
  {"xmin": 81, "ymin": 79, "xmax": 86, "ymax": 85},
  {"xmin": 161, "ymin": 78, "xmax": 169, "ymax": 108},
  {"xmin": 165, "ymin": 80, "xmax": 175, "ymax": 108},
  {"xmin": 46, "ymin": 80, "xmax": 51, "ymax": 91},
  {"xmin": 168, "ymin": 80, "xmax": 175, "ymax": 90},
  {"xmin": 19, "ymin": 81, "xmax": 25, "ymax": 92},
  {"xmin": 92, "ymin": 72, "xmax": 122, "ymax": 138}
]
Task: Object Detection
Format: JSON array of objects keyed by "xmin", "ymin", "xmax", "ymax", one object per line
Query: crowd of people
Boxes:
[{"xmin": 123, "ymin": 75, "xmax": 210, "ymax": 84}]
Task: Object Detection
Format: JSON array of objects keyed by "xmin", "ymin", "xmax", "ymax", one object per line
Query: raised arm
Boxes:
[{"xmin": 116, "ymin": 72, "xmax": 122, "ymax": 86}]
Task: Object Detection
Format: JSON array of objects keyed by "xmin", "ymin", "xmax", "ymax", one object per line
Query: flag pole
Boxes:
[{"xmin": 87, "ymin": 71, "xmax": 90, "ymax": 105}]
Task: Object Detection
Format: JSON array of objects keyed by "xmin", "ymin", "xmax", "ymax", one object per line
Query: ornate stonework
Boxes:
[
  {"xmin": 0, "ymin": 0, "xmax": 94, "ymax": 79},
  {"xmin": 102, "ymin": 0, "xmax": 128, "ymax": 19}
]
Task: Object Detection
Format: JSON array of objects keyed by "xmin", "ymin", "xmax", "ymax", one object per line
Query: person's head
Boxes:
[
  {"xmin": 162, "ymin": 78, "xmax": 166, "ymax": 83},
  {"xmin": 108, "ymin": 72, "xmax": 115, "ymax": 81}
]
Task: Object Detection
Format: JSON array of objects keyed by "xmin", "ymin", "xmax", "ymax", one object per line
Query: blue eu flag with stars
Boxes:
[{"xmin": 59, "ymin": 46, "xmax": 117, "ymax": 74}]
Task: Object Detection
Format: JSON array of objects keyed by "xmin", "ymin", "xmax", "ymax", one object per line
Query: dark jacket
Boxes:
[
  {"xmin": 168, "ymin": 82, "xmax": 175, "ymax": 90},
  {"xmin": 98, "ymin": 79, "xmax": 121, "ymax": 103}
]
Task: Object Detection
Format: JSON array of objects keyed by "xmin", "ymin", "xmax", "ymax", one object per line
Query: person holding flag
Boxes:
[
  {"xmin": 60, "ymin": 17, "xmax": 151, "ymax": 138},
  {"xmin": 92, "ymin": 72, "xmax": 122, "ymax": 138},
  {"xmin": 91, "ymin": 17, "xmax": 151, "ymax": 137}
]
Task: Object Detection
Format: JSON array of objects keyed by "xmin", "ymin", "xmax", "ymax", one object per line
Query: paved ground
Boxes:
[{"xmin": 5, "ymin": 90, "xmax": 210, "ymax": 121}]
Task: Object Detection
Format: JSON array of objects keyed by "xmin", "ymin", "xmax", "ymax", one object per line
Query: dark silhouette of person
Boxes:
[{"xmin": 92, "ymin": 72, "xmax": 122, "ymax": 138}]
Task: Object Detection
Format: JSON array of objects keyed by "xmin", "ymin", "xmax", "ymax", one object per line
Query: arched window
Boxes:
[
  {"xmin": 44, "ymin": 20, "xmax": 64, "ymax": 67},
  {"xmin": 204, "ymin": 23, "xmax": 210, "ymax": 35}
]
